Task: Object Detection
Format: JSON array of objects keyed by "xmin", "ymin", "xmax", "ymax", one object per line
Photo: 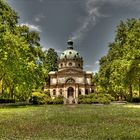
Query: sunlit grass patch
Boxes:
[
  {"xmin": 0, "ymin": 104, "xmax": 140, "ymax": 140},
  {"xmin": 124, "ymin": 104, "xmax": 140, "ymax": 108}
]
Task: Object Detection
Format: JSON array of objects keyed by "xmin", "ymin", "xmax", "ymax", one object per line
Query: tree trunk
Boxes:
[
  {"xmin": 139, "ymin": 78, "xmax": 140, "ymax": 98},
  {"xmin": 129, "ymin": 84, "xmax": 133, "ymax": 100},
  {"xmin": 2, "ymin": 80, "xmax": 4, "ymax": 95},
  {"xmin": 0, "ymin": 79, "xmax": 5, "ymax": 95},
  {"xmin": 10, "ymin": 86, "xmax": 14, "ymax": 99}
]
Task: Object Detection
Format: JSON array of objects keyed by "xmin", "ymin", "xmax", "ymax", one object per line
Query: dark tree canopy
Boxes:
[{"xmin": 46, "ymin": 48, "xmax": 58, "ymax": 72}]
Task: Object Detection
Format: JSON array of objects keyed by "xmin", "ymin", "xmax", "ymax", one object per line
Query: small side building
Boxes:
[{"xmin": 48, "ymin": 40, "xmax": 93, "ymax": 104}]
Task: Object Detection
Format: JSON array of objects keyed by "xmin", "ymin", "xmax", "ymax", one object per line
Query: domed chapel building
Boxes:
[{"xmin": 48, "ymin": 40, "xmax": 93, "ymax": 104}]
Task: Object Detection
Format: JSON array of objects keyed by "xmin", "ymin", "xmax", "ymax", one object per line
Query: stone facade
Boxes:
[{"xmin": 47, "ymin": 40, "xmax": 93, "ymax": 104}]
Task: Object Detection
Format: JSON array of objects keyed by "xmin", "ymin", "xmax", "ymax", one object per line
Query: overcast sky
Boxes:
[{"xmin": 5, "ymin": 0, "xmax": 140, "ymax": 72}]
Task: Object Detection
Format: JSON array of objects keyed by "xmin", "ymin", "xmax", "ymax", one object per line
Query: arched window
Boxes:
[
  {"xmin": 53, "ymin": 89, "xmax": 56, "ymax": 96},
  {"xmin": 61, "ymin": 63, "xmax": 63, "ymax": 67},
  {"xmin": 66, "ymin": 78, "xmax": 75, "ymax": 84},
  {"xmin": 85, "ymin": 89, "xmax": 88, "ymax": 95},
  {"xmin": 59, "ymin": 89, "xmax": 63, "ymax": 95},
  {"xmin": 69, "ymin": 62, "xmax": 72, "ymax": 66},
  {"xmin": 79, "ymin": 89, "xmax": 81, "ymax": 95}
]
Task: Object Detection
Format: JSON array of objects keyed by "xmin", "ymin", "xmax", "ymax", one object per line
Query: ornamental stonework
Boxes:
[{"xmin": 47, "ymin": 40, "xmax": 93, "ymax": 104}]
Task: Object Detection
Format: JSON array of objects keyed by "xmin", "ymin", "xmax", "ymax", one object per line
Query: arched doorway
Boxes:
[
  {"xmin": 67, "ymin": 87, "xmax": 74, "ymax": 98},
  {"xmin": 67, "ymin": 87, "xmax": 74, "ymax": 104}
]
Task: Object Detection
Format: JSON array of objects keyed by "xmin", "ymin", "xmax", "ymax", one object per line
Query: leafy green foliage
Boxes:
[
  {"xmin": 49, "ymin": 97, "xmax": 64, "ymax": 104},
  {"xmin": 29, "ymin": 92, "xmax": 49, "ymax": 105},
  {"xmin": 78, "ymin": 94, "xmax": 114, "ymax": 104},
  {"xmin": 0, "ymin": 0, "xmax": 18, "ymax": 29},
  {"xmin": 45, "ymin": 48, "xmax": 58, "ymax": 72},
  {"xmin": 29, "ymin": 92, "xmax": 63, "ymax": 105},
  {"xmin": 97, "ymin": 19, "xmax": 140, "ymax": 100},
  {"xmin": 0, "ymin": 0, "xmax": 58, "ymax": 100}
]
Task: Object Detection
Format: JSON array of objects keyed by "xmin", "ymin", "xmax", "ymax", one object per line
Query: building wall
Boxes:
[
  {"xmin": 86, "ymin": 77, "xmax": 91, "ymax": 85},
  {"xmin": 49, "ymin": 71, "xmax": 93, "ymax": 99},
  {"xmin": 50, "ymin": 77, "xmax": 57, "ymax": 85},
  {"xmin": 58, "ymin": 59, "xmax": 83, "ymax": 70},
  {"xmin": 57, "ymin": 77, "xmax": 84, "ymax": 84}
]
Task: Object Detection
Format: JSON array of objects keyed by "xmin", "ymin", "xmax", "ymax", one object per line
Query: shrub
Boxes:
[
  {"xmin": 78, "ymin": 95, "xmax": 85, "ymax": 99},
  {"xmin": 29, "ymin": 92, "xmax": 49, "ymax": 105},
  {"xmin": 78, "ymin": 98, "xmax": 92, "ymax": 104},
  {"xmin": 78, "ymin": 93, "xmax": 114, "ymax": 104},
  {"xmin": 98, "ymin": 97, "xmax": 110, "ymax": 104},
  {"xmin": 104, "ymin": 94, "xmax": 115, "ymax": 101},
  {"xmin": 45, "ymin": 98, "xmax": 53, "ymax": 104},
  {"xmin": 131, "ymin": 97, "xmax": 140, "ymax": 103},
  {"xmin": 52, "ymin": 98, "xmax": 64, "ymax": 104},
  {"xmin": 52, "ymin": 95, "xmax": 64, "ymax": 104},
  {"xmin": 125, "ymin": 95, "xmax": 132, "ymax": 102},
  {"xmin": 91, "ymin": 98, "xmax": 99, "ymax": 104},
  {"xmin": 125, "ymin": 96, "xmax": 140, "ymax": 103},
  {"xmin": 57, "ymin": 95, "xmax": 64, "ymax": 100},
  {"xmin": 45, "ymin": 96, "xmax": 64, "ymax": 104},
  {"xmin": 43, "ymin": 90, "xmax": 51, "ymax": 97},
  {"xmin": 29, "ymin": 92, "xmax": 64, "ymax": 105},
  {"xmin": 88, "ymin": 94, "xmax": 96, "ymax": 99}
]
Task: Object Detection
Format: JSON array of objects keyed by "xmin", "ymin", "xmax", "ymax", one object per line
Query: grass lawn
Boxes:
[{"xmin": 0, "ymin": 104, "xmax": 140, "ymax": 140}]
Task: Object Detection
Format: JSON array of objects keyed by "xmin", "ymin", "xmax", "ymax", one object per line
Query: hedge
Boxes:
[
  {"xmin": 29, "ymin": 92, "xmax": 64, "ymax": 105},
  {"xmin": 0, "ymin": 98, "xmax": 16, "ymax": 104},
  {"xmin": 78, "ymin": 94, "xmax": 114, "ymax": 104}
]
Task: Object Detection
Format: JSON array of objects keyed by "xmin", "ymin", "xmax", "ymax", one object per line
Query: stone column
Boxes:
[
  {"xmin": 56, "ymin": 87, "xmax": 59, "ymax": 97},
  {"xmin": 63, "ymin": 86, "xmax": 67, "ymax": 98},
  {"xmin": 75, "ymin": 86, "xmax": 78, "ymax": 98},
  {"xmin": 75, "ymin": 85, "xmax": 79, "ymax": 104}
]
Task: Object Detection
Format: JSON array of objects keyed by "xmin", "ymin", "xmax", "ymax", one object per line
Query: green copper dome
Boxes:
[
  {"xmin": 59, "ymin": 40, "xmax": 82, "ymax": 60},
  {"xmin": 60, "ymin": 49, "xmax": 81, "ymax": 60}
]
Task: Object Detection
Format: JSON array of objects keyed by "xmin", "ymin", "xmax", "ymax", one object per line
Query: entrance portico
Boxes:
[
  {"xmin": 67, "ymin": 87, "xmax": 74, "ymax": 104},
  {"xmin": 68, "ymin": 87, "xmax": 74, "ymax": 98}
]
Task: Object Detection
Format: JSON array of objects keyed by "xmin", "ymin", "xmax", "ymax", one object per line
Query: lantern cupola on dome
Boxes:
[{"xmin": 67, "ymin": 40, "xmax": 74, "ymax": 49}]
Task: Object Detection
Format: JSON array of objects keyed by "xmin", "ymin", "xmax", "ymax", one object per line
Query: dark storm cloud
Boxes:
[{"xmin": 5, "ymin": 0, "xmax": 140, "ymax": 72}]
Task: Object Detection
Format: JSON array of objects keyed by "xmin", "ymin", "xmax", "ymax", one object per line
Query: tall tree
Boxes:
[
  {"xmin": 46, "ymin": 48, "xmax": 58, "ymax": 72},
  {"xmin": 98, "ymin": 18, "xmax": 140, "ymax": 100},
  {"xmin": 0, "ymin": 0, "xmax": 48, "ymax": 100}
]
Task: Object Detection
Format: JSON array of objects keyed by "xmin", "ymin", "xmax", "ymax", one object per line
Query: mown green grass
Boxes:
[{"xmin": 0, "ymin": 104, "xmax": 140, "ymax": 140}]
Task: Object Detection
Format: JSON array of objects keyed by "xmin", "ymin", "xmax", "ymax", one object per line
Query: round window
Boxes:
[{"xmin": 69, "ymin": 62, "xmax": 72, "ymax": 66}]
